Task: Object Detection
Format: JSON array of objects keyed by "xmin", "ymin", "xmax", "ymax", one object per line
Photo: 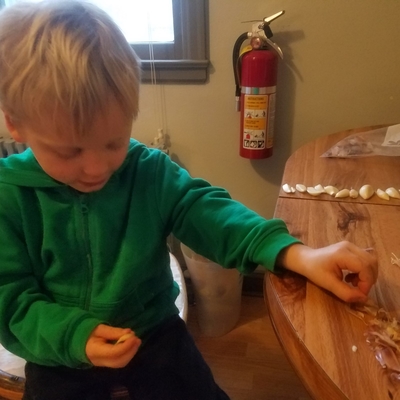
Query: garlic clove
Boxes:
[
  {"xmin": 282, "ymin": 183, "xmax": 295, "ymax": 194},
  {"xmin": 359, "ymin": 184, "xmax": 374, "ymax": 200},
  {"xmin": 115, "ymin": 332, "xmax": 135, "ymax": 345},
  {"xmin": 335, "ymin": 189, "xmax": 350, "ymax": 198},
  {"xmin": 295, "ymin": 184, "xmax": 307, "ymax": 193},
  {"xmin": 314, "ymin": 184, "xmax": 325, "ymax": 193},
  {"xmin": 349, "ymin": 189, "xmax": 358, "ymax": 199},
  {"xmin": 307, "ymin": 187, "xmax": 324, "ymax": 196},
  {"xmin": 324, "ymin": 185, "xmax": 339, "ymax": 196},
  {"xmin": 376, "ymin": 188, "xmax": 390, "ymax": 201},
  {"xmin": 386, "ymin": 187, "xmax": 400, "ymax": 199}
]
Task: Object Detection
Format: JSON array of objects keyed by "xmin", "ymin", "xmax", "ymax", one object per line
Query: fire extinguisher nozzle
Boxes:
[{"xmin": 235, "ymin": 96, "xmax": 241, "ymax": 112}]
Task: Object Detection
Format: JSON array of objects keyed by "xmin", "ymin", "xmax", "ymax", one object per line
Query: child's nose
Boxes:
[{"xmin": 81, "ymin": 151, "xmax": 108, "ymax": 176}]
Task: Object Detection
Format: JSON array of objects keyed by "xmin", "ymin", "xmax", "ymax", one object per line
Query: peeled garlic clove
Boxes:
[
  {"xmin": 349, "ymin": 189, "xmax": 358, "ymax": 198},
  {"xmin": 115, "ymin": 332, "xmax": 135, "ymax": 345},
  {"xmin": 282, "ymin": 183, "xmax": 295, "ymax": 194},
  {"xmin": 314, "ymin": 184, "xmax": 325, "ymax": 193},
  {"xmin": 359, "ymin": 184, "xmax": 374, "ymax": 200},
  {"xmin": 335, "ymin": 189, "xmax": 350, "ymax": 198},
  {"xmin": 307, "ymin": 187, "xmax": 324, "ymax": 196},
  {"xmin": 295, "ymin": 184, "xmax": 307, "ymax": 193},
  {"xmin": 324, "ymin": 185, "xmax": 339, "ymax": 196},
  {"xmin": 386, "ymin": 187, "xmax": 400, "ymax": 199},
  {"xmin": 376, "ymin": 188, "xmax": 390, "ymax": 201}
]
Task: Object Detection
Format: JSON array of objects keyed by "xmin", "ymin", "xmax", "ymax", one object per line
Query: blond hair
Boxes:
[{"xmin": 0, "ymin": 0, "xmax": 141, "ymax": 135}]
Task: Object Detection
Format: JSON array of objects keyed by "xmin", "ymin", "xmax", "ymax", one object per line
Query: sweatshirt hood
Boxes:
[{"xmin": 0, "ymin": 149, "xmax": 61, "ymax": 188}]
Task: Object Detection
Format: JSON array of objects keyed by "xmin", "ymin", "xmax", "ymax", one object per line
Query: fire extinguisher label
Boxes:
[{"xmin": 243, "ymin": 94, "xmax": 271, "ymax": 150}]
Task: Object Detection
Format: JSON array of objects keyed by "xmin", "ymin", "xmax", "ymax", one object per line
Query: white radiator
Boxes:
[{"xmin": 0, "ymin": 137, "xmax": 27, "ymax": 158}]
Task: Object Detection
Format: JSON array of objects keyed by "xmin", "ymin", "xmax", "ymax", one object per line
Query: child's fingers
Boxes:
[
  {"xmin": 103, "ymin": 336, "xmax": 142, "ymax": 367},
  {"xmin": 106, "ymin": 335, "xmax": 141, "ymax": 357},
  {"xmin": 115, "ymin": 332, "xmax": 136, "ymax": 345},
  {"xmin": 86, "ymin": 329, "xmax": 142, "ymax": 368},
  {"xmin": 344, "ymin": 272, "xmax": 359, "ymax": 286},
  {"xmin": 307, "ymin": 242, "xmax": 378, "ymax": 303},
  {"xmin": 91, "ymin": 324, "xmax": 134, "ymax": 342},
  {"xmin": 344, "ymin": 245, "xmax": 378, "ymax": 294},
  {"xmin": 328, "ymin": 277, "xmax": 368, "ymax": 303}
]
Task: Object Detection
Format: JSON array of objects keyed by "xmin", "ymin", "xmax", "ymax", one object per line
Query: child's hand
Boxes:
[
  {"xmin": 277, "ymin": 241, "xmax": 378, "ymax": 303},
  {"xmin": 86, "ymin": 324, "xmax": 141, "ymax": 368}
]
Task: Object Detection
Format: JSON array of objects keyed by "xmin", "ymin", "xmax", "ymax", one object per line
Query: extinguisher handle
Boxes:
[
  {"xmin": 257, "ymin": 10, "xmax": 285, "ymax": 59},
  {"xmin": 261, "ymin": 10, "xmax": 285, "ymax": 39},
  {"xmin": 263, "ymin": 10, "xmax": 285, "ymax": 26}
]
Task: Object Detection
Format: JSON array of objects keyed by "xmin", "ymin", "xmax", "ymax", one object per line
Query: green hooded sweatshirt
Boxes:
[{"xmin": 0, "ymin": 139, "xmax": 300, "ymax": 368}]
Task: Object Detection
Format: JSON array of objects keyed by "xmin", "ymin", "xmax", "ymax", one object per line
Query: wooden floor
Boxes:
[{"xmin": 187, "ymin": 295, "xmax": 312, "ymax": 400}]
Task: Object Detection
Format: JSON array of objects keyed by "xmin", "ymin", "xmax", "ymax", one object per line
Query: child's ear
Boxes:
[{"xmin": 2, "ymin": 111, "xmax": 25, "ymax": 142}]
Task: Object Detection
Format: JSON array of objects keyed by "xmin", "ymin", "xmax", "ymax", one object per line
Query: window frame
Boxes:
[
  {"xmin": 135, "ymin": 0, "xmax": 209, "ymax": 84},
  {"xmin": 0, "ymin": 0, "xmax": 210, "ymax": 84}
]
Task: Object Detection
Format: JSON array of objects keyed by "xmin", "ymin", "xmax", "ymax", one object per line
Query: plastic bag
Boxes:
[{"xmin": 321, "ymin": 124, "xmax": 400, "ymax": 158}]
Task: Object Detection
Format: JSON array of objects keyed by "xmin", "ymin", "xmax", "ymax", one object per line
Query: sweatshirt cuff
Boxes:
[
  {"xmin": 68, "ymin": 317, "xmax": 104, "ymax": 368},
  {"xmin": 254, "ymin": 223, "xmax": 302, "ymax": 273}
]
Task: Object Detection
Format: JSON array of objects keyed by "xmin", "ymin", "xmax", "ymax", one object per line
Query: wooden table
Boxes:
[{"xmin": 264, "ymin": 125, "xmax": 400, "ymax": 400}]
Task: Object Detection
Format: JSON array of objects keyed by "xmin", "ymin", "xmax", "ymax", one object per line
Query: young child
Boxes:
[{"xmin": 0, "ymin": 1, "xmax": 377, "ymax": 399}]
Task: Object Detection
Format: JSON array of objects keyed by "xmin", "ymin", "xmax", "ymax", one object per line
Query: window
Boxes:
[{"xmin": 0, "ymin": 0, "xmax": 209, "ymax": 83}]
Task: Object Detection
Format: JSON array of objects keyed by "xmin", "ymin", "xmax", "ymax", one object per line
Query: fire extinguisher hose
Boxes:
[{"xmin": 232, "ymin": 32, "xmax": 249, "ymax": 110}]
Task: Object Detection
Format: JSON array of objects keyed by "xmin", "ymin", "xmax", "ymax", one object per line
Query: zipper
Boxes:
[{"xmin": 78, "ymin": 194, "xmax": 93, "ymax": 310}]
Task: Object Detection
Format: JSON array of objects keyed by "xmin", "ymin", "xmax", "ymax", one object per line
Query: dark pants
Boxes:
[{"xmin": 22, "ymin": 315, "xmax": 230, "ymax": 400}]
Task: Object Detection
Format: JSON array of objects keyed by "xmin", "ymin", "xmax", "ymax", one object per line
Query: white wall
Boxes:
[
  {"xmin": 2, "ymin": 0, "xmax": 399, "ymax": 219},
  {"xmin": 133, "ymin": 0, "xmax": 400, "ymax": 219}
]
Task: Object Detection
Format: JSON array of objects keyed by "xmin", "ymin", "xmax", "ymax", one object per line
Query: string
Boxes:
[{"xmin": 147, "ymin": 7, "xmax": 166, "ymax": 135}]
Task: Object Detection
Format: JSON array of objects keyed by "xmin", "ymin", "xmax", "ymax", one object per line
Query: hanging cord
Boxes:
[
  {"xmin": 147, "ymin": 8, "xmax": 168, "ymax": 153},
  {"xmin": 148, "ymin": 19, "xmax": 162, "ymax": 129},
  {"xmin": 147, "ymin": 10, "xmax": 168, "ymax": 153},
  {"xmin": 148, "ymin": 41, "xmax": 165, "ymax": 130}
]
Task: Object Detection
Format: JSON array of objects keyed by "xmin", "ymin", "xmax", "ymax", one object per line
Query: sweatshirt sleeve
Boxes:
[
  {"xmin": 152, "ymin": 152, "xmax": 301, "ymax": 274},
  {"xmin": 0, "ymin": 195, "xmax": 101, "ymax": 368}
]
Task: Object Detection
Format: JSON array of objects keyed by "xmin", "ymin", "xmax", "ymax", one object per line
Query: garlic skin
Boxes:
[
  {"xmin": 349, "ymin": 189, "xmax": 358, "ymax": 199},
  {"xmin": 324, "ymin": 185, "xmax": 339, "ymax": 196},
  {"xmin": 295, "ymin": 184, "xmax": 307, "ymax": 193},
  {"xmin": 307, "ymin": 187, "xmax": 324, "ymax": 196},
  {"xmin": 282, "ymin": 183, "xmax": 295, "ymax": 194},
  {"xmin": 386, "ymin": 187, "xmax": 400, "ymax": 199},
  {"xmin": 335, "ymin": 189, "xmax": 350, "ymax": 198},
  {"xmin": 359, "ymin": 184, "xmax": 374, "ymax": 200},
  {"xmin": 376, "ymin": 188, "xmax": 390, "ymax": 201}
]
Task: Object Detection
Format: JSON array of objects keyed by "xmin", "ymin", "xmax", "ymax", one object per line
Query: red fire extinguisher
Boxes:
[{"xmin": 233, "ymin": 11, "xmax": 284, "ymax": 159}]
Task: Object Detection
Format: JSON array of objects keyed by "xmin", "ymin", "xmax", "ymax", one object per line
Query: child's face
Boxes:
[{"xmin": 6, "ymin": 99, "xmax": 133, "ymax": 193}]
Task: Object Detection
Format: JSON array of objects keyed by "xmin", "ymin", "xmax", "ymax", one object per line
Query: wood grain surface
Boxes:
[
  {"xmin": 268, "ymin": 199, "xmax": 400, "ymax": 400},
  {"xmin": 266, "ymin": 126, "xmax": 400, "ymax": 400}
]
